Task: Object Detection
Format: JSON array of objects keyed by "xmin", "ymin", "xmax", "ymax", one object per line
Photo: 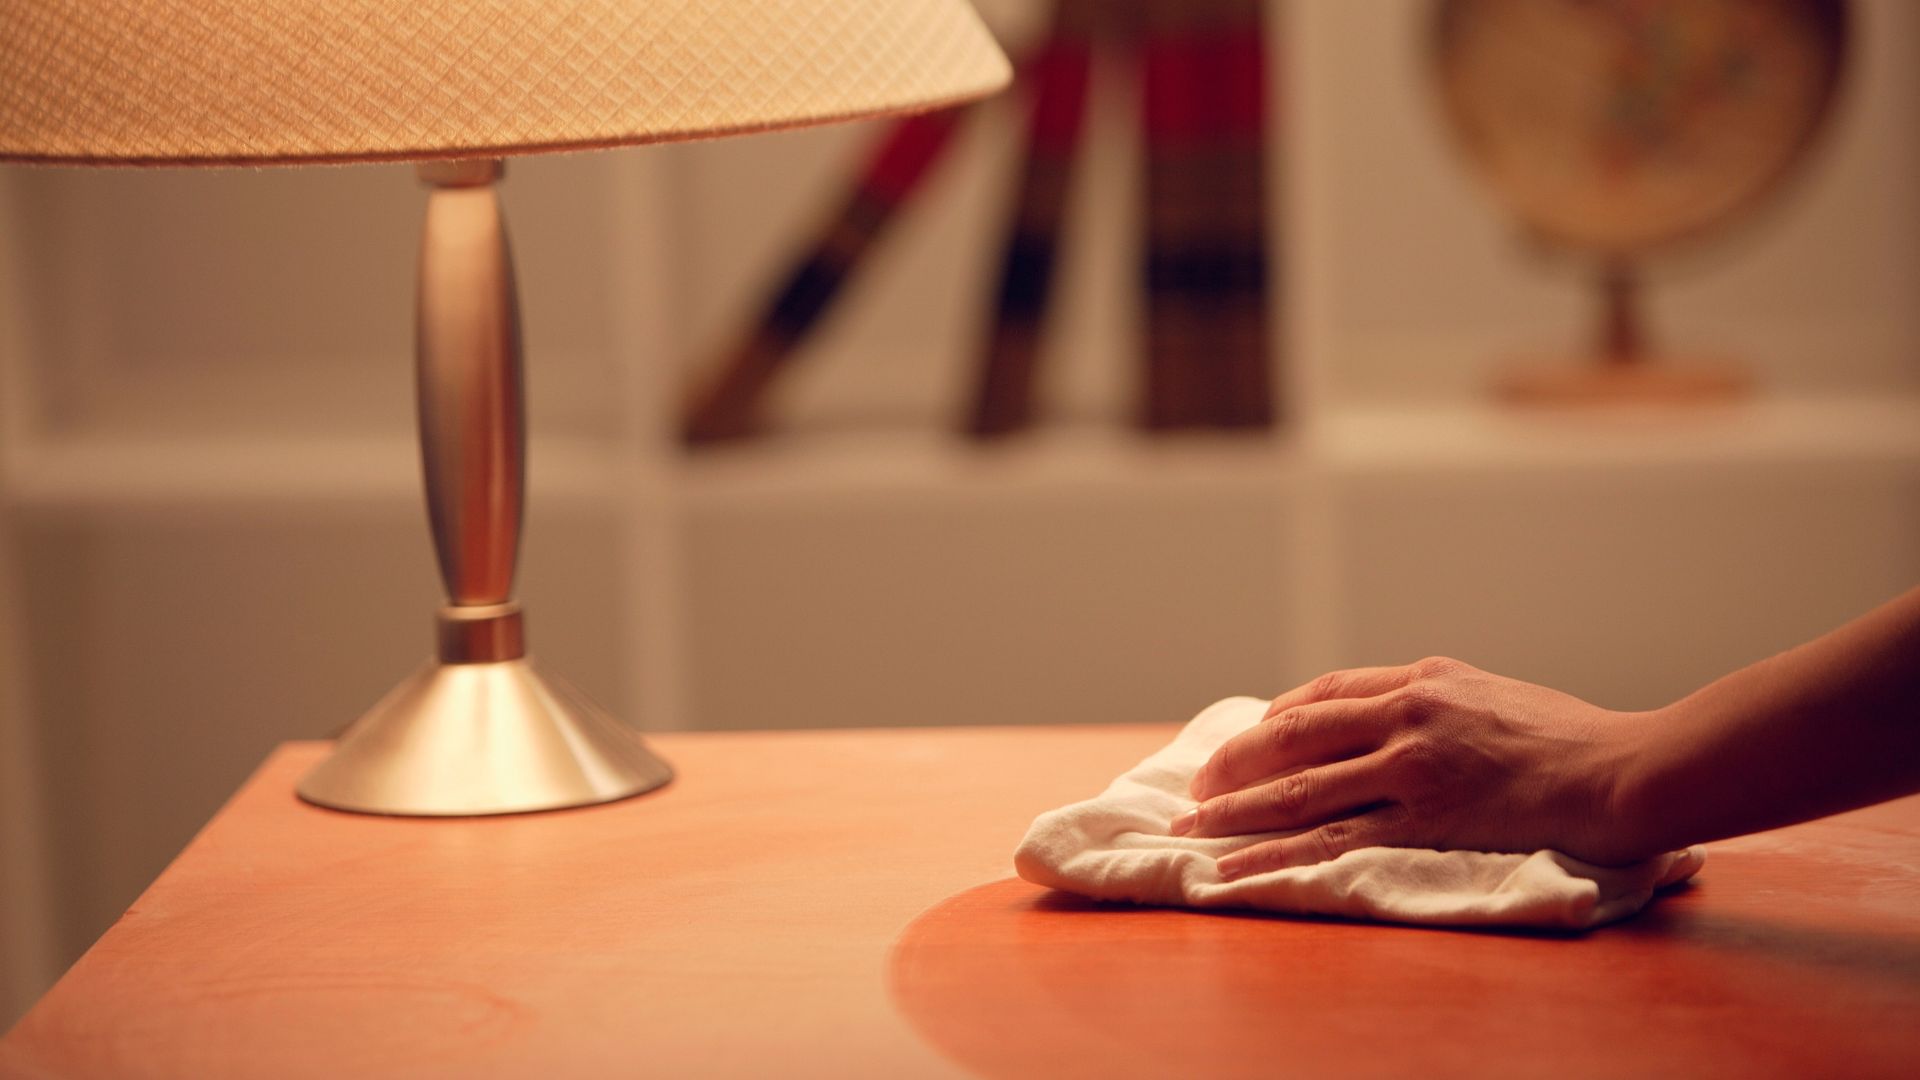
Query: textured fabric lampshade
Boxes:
[{"xmin": 0, "ymin": 0, "xmax": 1010, "ymax": 165}]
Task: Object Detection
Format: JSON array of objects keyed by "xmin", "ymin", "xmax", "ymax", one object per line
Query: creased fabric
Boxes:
[{"xmin": 1016, "ymin": 697, "xmax": 1703, "ymax": 930}]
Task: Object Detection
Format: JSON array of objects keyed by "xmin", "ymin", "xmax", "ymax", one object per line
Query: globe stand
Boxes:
[{"xmin": 1496, "ymin": 263, "xmax": 1747, "ymax": 406}]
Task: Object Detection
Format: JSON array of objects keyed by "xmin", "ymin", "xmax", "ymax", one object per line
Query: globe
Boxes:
[{"xmin": 1432, "ymin": 0, "xmax": 1849, "ymax": 402}]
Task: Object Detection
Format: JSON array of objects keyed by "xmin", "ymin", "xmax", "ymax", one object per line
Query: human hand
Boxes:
[{"xmin": 1176, "ymin": 658, "xmax": 1652, "ymax": 878}]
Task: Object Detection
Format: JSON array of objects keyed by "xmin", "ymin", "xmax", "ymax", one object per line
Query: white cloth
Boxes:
[{"xmin": 1015, "ymin": 697, "xmax": 1703, "ymax": 930}]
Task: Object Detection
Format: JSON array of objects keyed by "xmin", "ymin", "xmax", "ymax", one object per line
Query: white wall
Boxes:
[{"xmin": 4, "ymin": 0, "xmax": 1917, "ymax": 1027}]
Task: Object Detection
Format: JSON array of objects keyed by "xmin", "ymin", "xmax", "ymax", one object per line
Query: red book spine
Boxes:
[
  {"xmin": 1139, "ymin": 0, "xmax": 1274, "ymax": 431},
  {"xmin": 1207, "ymin": 0, "xmax": 1276, "ymax": 429},
  {"xmin": 1140, "ymin": 0, "xmax": 1209, "ymax": 429}
]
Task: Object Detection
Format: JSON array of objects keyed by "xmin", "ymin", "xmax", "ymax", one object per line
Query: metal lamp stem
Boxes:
[{"xmin": 415, "ymin": 158, "xmax": 528, "ymax": 664}]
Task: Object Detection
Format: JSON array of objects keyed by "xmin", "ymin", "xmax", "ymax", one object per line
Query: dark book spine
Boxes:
[
  {"xmin": 965, "ymin": 0, "xmax": 1097, "ymax": 438},
  {"xmin": 682, "ymin": 109, "xmax": 966, "ymax": 445},
  {"xmin": 1139, "ymin": 0, "xmax": 1274, "ymax": 431},
  {"xmin": 1206, "ymin": 0, "xmax": 1276, "ymax": 429},
  {"xmin": 1139, "ymin": 0, "xmax": 1209, "ymax": 430}
]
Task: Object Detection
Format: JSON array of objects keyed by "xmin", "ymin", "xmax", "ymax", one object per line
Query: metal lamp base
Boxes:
[{"xmin": 297, "ymin": 658, "xmax": 673, "ymax": 817}]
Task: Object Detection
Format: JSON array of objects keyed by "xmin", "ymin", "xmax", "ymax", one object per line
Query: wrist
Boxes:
[
  {"xmin": 1554, "ymin": 706, "xmax": 1675, "ymax": 865},
  {"xmin": 1601, "ymin": 700, "xmax": 1701, "ymax": 861}
]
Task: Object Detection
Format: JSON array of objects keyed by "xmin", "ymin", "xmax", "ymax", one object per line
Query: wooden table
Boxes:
[{"xmin": 5, "ymin": 726, "xmax": 1919, "ymax": 1078}]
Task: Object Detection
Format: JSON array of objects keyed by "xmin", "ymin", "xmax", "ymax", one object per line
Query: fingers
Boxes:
[
  {"xmin": 1213, "ymin": 804, "xmax": 1413, "ymax": 880},
  {"xmin": 1191, "ymin": 696, "xmax": 1396, "ymax": 800},
  {"xmin": 1261, "ymin": 665, "xmax": 1417, "ymax": 721},
  {"xmin": 1175, "ymin": 755, "xmax": 1385, "ymax": 840}
]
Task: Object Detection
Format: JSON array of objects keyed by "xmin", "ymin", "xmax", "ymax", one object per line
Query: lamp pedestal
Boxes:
[{"xmin": 297, "ymin": 159, "xmax": 672, "ymax": 816}]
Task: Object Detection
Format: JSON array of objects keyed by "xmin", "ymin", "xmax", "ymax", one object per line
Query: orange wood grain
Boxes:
[
  {"xmin": 5, "ymin": 726, "xmax": 1920, "ymax": 1079},
  {"xmin": 1, "ymin": 727, "xmax": 1168, "ymax": 1080}
]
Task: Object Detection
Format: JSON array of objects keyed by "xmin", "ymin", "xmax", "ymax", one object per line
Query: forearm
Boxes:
[{"xmin": 1618, "ymin": 587, "xmax": 1920, "ymax": 856}]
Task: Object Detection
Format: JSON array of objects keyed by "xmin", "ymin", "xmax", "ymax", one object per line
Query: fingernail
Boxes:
[
  {"xmin": 1169, "ymin": 810, "xmax": 1198, "ymax": 837},
  {"xmin": 1216, "ymin": 854, "xmax": 1246, "ymax": 880}
]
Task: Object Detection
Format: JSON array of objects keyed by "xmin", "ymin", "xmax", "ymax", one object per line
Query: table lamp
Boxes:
[{"xmin": 0, "ymin": 1, "xmax": 1009, "ymax": 816}]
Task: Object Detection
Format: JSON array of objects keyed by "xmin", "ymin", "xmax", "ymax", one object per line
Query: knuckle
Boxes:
[
  {"xmin": 1268, "ymin": 771, "xmax": 1314, "ymax": 820},
  {"xmin": 1313, "ymin": 817, "xmax": 1353, "ymax": 863},
  {"xmin": 1412, "ymin": 655, "xmax": 1462, "ymax": 681},
  {"xmin": 1393, "ymin": 683, "xmax": 1444, "ymax": 723},
  {"xmin": 1383, "ymin": 739, "xmax": 1437, "ymax": 790},
  {"xmin": 1306, "ymin": 671, "xmax": 1345, "ymax": 702},
  {"xmin": 1380, "ymin": 804, "xmax": 1419, "ymax": 846},
  {"xmin": 1267, "ymin": 709, "xmax": 1306, "ymax": 749},
  {"xmin": 1200, "ymin": 791, "xmax": 1245, "ymax": 833}
]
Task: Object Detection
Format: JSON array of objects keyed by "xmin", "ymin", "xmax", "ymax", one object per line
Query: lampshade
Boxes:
[{"xmin": 0, "ymin": 0, "xmax": 1011, "ymax": 165}]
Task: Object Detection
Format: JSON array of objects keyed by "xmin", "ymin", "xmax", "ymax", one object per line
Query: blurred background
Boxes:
[{"xmin": 3, "ymin": 0, "xmax": 1916, "ymax": 1026}]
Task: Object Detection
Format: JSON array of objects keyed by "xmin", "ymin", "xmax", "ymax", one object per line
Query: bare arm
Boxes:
[
  {"xmin": 1179, "ymin": 587, "xmax": 1920, "ymax": 878},
  {"xmin": 1620, "ymin": 585, "xmax": 1920, "ymax": 855}
]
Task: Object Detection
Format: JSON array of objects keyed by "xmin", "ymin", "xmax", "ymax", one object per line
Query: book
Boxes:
[
  {"xmin": 682, "ymin": 108, "xmax": 968, "ymax": 445},
  {"xmin": 1138, "ymin": 0, "xmax": 1274, "ymax": 431},
  {"xmin": 1208, "ymin": 0, "xmax": 1276, "ymax": 429},
  {"xmin": 965, "ymin": 0, "xmax": 1099, "ymax": 438}
]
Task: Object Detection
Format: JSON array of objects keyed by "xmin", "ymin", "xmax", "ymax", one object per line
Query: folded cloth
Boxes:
[{"xmin": 1015, "ymin": 697, "xmax": 1703, "ymax": 930}]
